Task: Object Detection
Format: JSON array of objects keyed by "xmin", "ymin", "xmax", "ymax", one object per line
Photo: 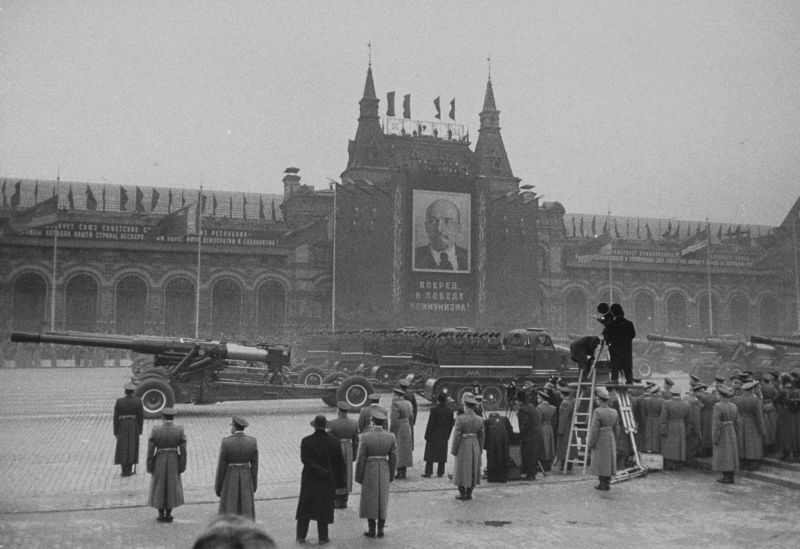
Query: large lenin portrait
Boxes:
[{"xmin": 412, "ymin": 189, "xmax": 471, "ymax": 273}]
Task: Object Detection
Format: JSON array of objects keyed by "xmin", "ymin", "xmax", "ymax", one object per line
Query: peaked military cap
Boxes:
[
  {"xmin": 368, "ymin": 393, "xmax": 381, "ymax": 402},
  {"xmin": 371, "ymin": 410, "xmax": 387, "ymax": 421},
  {"xmin": 161, "ymin": 408, "xmax": 176, "ymax": 417},
  {"xmin": 231, "ymin": 415, "xmax": 249, "ymax": 428},
  {"xmin": 392, "ymin": 387, "xmax": 405, "ymax": 396},
  {"xmin": 595, "ymin": 387, "xmax": 610, "ymax": 400},
  {"xmin": 123, "ymin": 382, "xmax": 136, "ymax": 392},
  {"xmin": 717, "ymin": 385, "xmax": 733, "ymax": 397},
  {"xmin": 663, "ymin": 377, "xmax": 675, "ymax": 386},
  {"xmin": 398, "ymin": 378, "xmax": 411, "ymax": 388},
  {"xmin": 337, "ymin": 400, "xmax": 351, "ymax": 412}
]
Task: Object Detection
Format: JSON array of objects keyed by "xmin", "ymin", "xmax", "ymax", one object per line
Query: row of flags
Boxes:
[{"xmin": 386, "ymin": 93, "xmax": 456, "ymax": 120}]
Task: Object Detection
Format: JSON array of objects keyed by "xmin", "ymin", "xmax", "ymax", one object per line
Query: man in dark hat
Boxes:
[
  {"xmin": 295, "ymin": 415, "xmax": 345, "ymax": 545},
  {"xmin": 327, "ymin": 401, "xmax": 359, "ymax": 509},
  {"xmin": 604, "ymin": 303, "xmax": 636, "ymax": 384},
  {"xmin": 588, "ymin": 387, "xmax": 619, "ymax": 490},
  {"xmin": 712, "ymin": 385, "xmax": 740, "ymax": 484},
  {"xmin": 516, "ymin": 391, "xmax": 544, "ymax": 480},
  {"xmin": 113, "ymin": 382, "xmax": 143, "ymax": 477},
  {"xmin": 423, "ymin": 392, "xmax": 455, "ymax": 478},
  {"xmin": 356, "ymin": 410, "xmax": 397, "ymax": 538},
  {"xmin": 147, "ymin": 408, "xmax": 187, "ymax": 522},
  {"xmin": 358, "ymin": 394, "xmax": 388, "ymax": 433},
  {"xmin": 215, "ymin": 416, "xmax": 258, "ymax": 520},
  {"xmin": 483, "ymin": 411, "xmax": 513, "ymax": 482}
]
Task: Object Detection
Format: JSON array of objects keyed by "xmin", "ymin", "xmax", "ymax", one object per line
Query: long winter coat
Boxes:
[
  {"xmin": 537, "ymin": 402, "xmax": 557, "ymax": 462},
  {"xmin": 424, "ymin": 402, "xmax": 455, "ymax": 463},
  {"xmin": 695, "ymin": 391, "xmax": 718, "ymax": 452},
  {"xmin": 483, "ymin": 413, "xmax": 513, "ymax": 482},
  {"xmin": 683, "ymin": 393, "xmax": 704, "ymax": 458},
  {"xmin": 355, "ymin": 427, "xmax": 397, "ymax": 520},
  {"xmin": 641, "ymin": 394, "xmax": 664, "ymax": 453},
  {"xmin": 295, "ymin": 430, "xmax": 345, "ymax": 525},
  {"xmin": 588, "ymin": 404, "xmax": 619, "ymax": 477},
  {"xmin": 147, "ymin": 421, "xmax": 187, "ymax": 510},
  {"xmin": 390, "ymin": 397, "xmax": 414, "ymax": 468},
  {"xmin": 556, "ymin": 395, "xmax": 575, "ymax": 463},
  {"xmin": 660, "ymin": 397, "xmax": 692, "ymax": 461},
  {"xmin": 215, "ymin": 431, "xmax": 258, "ymax": 519},
  {"xmin": 450, "ymin": 407, "xmax": 485, "ymax": 488},
  {"xmin": 712, "ymin": 401, "xmax": 740, "ymax": 472},
  {"xmin": 760, "ymin": 383, "xmax": 778, "ymax": 446},
  {"xmin": 732, "ymin": 393, "xmax": 765, "ymax": 460},
  {"xmin": 113, "ymin": 394, "xmax": 143, "ymax": 466},
  {"xmin": 775, "ymin": 386, "xmax": 800, "ymax": 452},
  {"xmin": 517, "ymin": 402, "xmax": 545, "ymax": 475},
  {"xmin": 327, "ymin": 414, "xmax": 360, "ymax": 495}
]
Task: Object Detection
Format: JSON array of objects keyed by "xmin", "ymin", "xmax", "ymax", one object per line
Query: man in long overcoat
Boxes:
[
  {"xmin": 556, "ymin": 385, "xmax": 575, "ymax": 471},
  {"xmin": 214, "ymin": 415, "xmax": 258, "ymax": 520},
  {"xmin": 732, "ymin": 381, "xmax": 765, "ymax": 470},
  {"xmin": 451, "ymin": 395, "xmax": 485, "ymax": 500},
  {"xmin": 389, "ymin": 388, "xmax": 414, "ymax": 479},
  {"xmin": 684, "ymin": 384, "xmax": 706, "ymax": 458},
  {"xmin": 483, "ymin": 412, "xmax": 513, "ymax": 482},
  {"xmin": 355, "ymin": 410, "xmax": 397, "ymax": 538},
  {"xmin": 604, "ymin": 304, "xmax": 636, "ymax": 384},
  {"xmin": 358, "ymin": 394, "xmax": 388, "ymax": 433},
  {"xmin": 536, "ymin": 391, "xmax": 557, "ymax": 471},
  {"xmin": 295, "ymin": 415, "xmax": 345, "ymax": 545},
  {"xmin": 516, "ymin": 391, "xmax": 544, "ymax": 480},
  {"xmin": 712, "ymin": 385, "xmax": 740, "ymax": 484},
  {"xmin": 147, "ymin": 408, "xmax": 187, "ymax": 522},
  {"xmin": 660, "ymin": 385, "xmax": 693, "ymax": 470},
  {"xmin": 327, "ymin": 401, "xmax": 359, "ymax": 509},
  {"xmin": 588, "ymin": 387, "xmax": 619, "ymax": 491},
  {"xmin": 399, "ymin": 378, "xmax": 418, "ymax": 445},
  {"xmin": 641, "ymin": 385, "xmax": 664, "ymax": 453},
  {"xmin": 423, "ymin": 392, "xmax": 455, "ymax": 477},
  {"xmin": 695, "ymin": 385, "xmax": 718, "ymax": 457},
  {"xmin": 114, "ymin": 382, "xmax": 143, "ymax": 477}
]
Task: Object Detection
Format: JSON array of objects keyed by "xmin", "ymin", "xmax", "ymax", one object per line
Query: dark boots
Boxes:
[
  {"xmin": 455, "ymin": 486, "xmax": 468, "ymax": 500},
  {"xmin": 594, "ymin": 476, "xmax": 611, "ymax": 491},
  {"xmin": 364, "ymin": 519, "xmax": 376, "ymax": 538},
  {"xmin": 396, "ymin": 467, "xmax": 406, "ymax": 479},
  {"xmin": 716, "ymin": 471, "xmax": 735, "ymax": 484},
  {"xmin": 334, "ymin": 494, "xmax": 348, "ymax": 509},
  {"xmin": 157, "ymin": 508, "xmax": 173, "ymax": 522},
  {"xmin": 377, "ymin": 519, "xmax": 385, "ymax": 538}
]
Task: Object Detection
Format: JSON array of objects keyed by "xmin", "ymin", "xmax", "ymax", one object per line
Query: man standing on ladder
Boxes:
[{"xmin": 604, "ymin": 304, "xmax": 637, "ymax": 384}]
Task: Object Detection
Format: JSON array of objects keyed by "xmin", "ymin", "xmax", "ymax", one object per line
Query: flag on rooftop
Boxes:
[
  {"xmin": 144, "ymin": 204, "xmax": 197, "ymax": 241},
  {"xmin": 1, "ymin": 194, "xmax": 59, "ymax": 236}
]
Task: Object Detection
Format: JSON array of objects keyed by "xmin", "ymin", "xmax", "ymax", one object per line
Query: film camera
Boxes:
[{"xmin": 596, "ymin": 302, "xmax": 613, "ymax": 327}]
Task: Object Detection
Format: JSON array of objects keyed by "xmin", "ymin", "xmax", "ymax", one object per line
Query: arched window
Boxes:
[
  {"xmin": 565, "ymin": 289, "xmax": 588, "ymax": 336},
  {"xmin": 666, "ymin": 293, "xmax": 687, "ymax": 336},
  {"xmin": 759, "ymin": 295, "xmax": 781, "ymax": 334},
  {"xmin": 65, "ymin": 274, "xmax": 98, "ymax": 332},
  {"xmin": 115, "ymin": 275, "xmax": 147, "ymax": 334},
  {"xmin": 12, "ymin": 272, "xmax": 48, "ymax": 332},
  {"xmin": 211, "ymin": 278, "xmax": 242, "ymax": 339},
  {"xmin": 164, "ymin": 277, "xmax": 195, "ymax": 337},
  {"xmin": 633, "ymin": 293, "xmax": 655, "ymax": 337},
  {"xmin": 729, "ymin": 295, "xmax": 750, "ymax": 336},
  {"xmin": 698, "ymin": 293, "xmax": 720, "ymax": 336},
  {"xmin": 256, "ymin": 280, "xmax": 286, "ymax": 334}
]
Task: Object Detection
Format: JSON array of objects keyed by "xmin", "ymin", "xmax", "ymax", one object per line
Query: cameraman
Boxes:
[
  {"xmin": 604, "ymin": 303, "xmax": 636, "ymax": 384},
  {"xmin": 570, "ymin": 336, "xmax": 601, "ymax": 378}
]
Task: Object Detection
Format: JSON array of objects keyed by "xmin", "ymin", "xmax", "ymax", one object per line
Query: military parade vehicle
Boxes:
[
  {"xmin": 10, "ymin": 330, "xmax": 377, "ymax": 417},
  {"xmin": 750, "ymin": 335, "xmax": 800, "ymax": 370}
]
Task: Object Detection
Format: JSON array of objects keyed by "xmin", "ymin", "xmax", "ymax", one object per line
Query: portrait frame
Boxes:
[{"xmin": 411, "ymin": 189, "xmax": 471, "ymax": 273}]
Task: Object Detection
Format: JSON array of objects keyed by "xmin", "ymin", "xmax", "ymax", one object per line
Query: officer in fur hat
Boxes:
[{"xmin": 215, "ymin": 416, "xmax": 258, "ymax": 519}]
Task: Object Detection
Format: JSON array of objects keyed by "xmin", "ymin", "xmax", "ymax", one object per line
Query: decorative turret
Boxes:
[
  {"xmin": 347, "ymin": 63, "xmax": 386, "ymax": 168},
  {"xmin": 473, "ymin": 76, "xmax": 515, "ymax": 181}
]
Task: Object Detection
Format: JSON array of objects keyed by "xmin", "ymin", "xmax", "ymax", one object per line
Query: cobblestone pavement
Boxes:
[{"xmin": 1, "ymin": 367, "xmax": 799, "ymax": 548}]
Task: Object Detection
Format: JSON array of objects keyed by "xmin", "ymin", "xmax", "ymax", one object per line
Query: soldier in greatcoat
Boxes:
[
  {"xmin": 760, "ymin": 374, "xmax": 779, "ymax": 455},
  {"xmin": 516, "ymin": 390, "xmax": 545, "ymax": 480},
  {"xmin": 422, "ymin": 392, "xmax": 455, "ymax": 477},
  {"xmin": 684, "ymin": 384, "xmax": 706, "ymax": 458},
  {"xmin": 695, "ymin": 384, "xmax": 719, "ymax": 457},
  {"xmin": 113, "ymin": 382, "xmax": 144, "ymax": 477},
  {"xmin": 389, "ymin": 388, "xmax": 414, "ymax": 479},
  {"xmin": 775, "ymin": 374, "xmax": 800, "ymax": 461},
  {"xmin": 732, "ymin": 380, "xmax": 765, "ymax": 470},
  {"xmin": 483, "ymin": 412, "xmax": 513, "ymax": 482},
  {"xmin": 660, "ymin": 385, "xmax": 693, "ymax": 470},
  {"xmin": 556, "ymin": 385, "xmax": 575, "ymax": 471},
  {"xmin": 358, "ymin": 393, "xmax": 388, "ymax": 433},
  {"xmin": 214, "ymin": 415, "xmax": 258, "ymax": 520},
  {"xmin": 146, "ymin": 408, "xmax": 187, "ymax": 522},
  {"xmin": 536, "ymin": 391, "xmax": 557, "ymax": 471},
  {"xmin": 641, "ymin": 384, "xmax": 664, "ymax": 453},
  {"xmin": 399, "ymin": 377, "xmax": 418, "ymax": 445},
  {"xmin": 451, "ymin": 394, "xmax": 485, "ymax": 500},
  {"xmin": 588, "ymin": 387, "xmax": 619, "ymax": 491},
  {"xmin": 712, "ymin": 385, "xmax": 740, "ymax": 483},
  {"xmin": 295, "ymin": 415, "xmax": 345, "ymax": 545},
  {"xmin": 355, "ymin": 410, "xmax": 397, "ymax": 538},
  {"xmin": 327, "ymin": 401, "xmax": 359, "ymax": 509}
]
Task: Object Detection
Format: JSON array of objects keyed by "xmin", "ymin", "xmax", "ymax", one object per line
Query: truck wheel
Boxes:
[
  {"xmin": 322, "ymin": 371, "xmax": 347, "ymax": 384},
  {"xmin": 321, "ymin": 392, "xmax": 338, "ymax": 408},
  {"xmin": 135, "ymin": 378, "xmax": 175, "ymax": 419},
  {"xmin": 297, "ymin": 367, "xmax": 325, "ymax": 386},
  {"xmin": 481, "ymin": 385, "xmax": 505, "ymax": 411},
  {"xmin": 336, "ymin": 376, "xmax": 374, "ymax": 411},
  {"xmin": 637, "ymin": 362, "xmax": 652, "ymax": 379}
]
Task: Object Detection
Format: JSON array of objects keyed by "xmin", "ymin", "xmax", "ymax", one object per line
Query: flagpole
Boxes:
[
  {"xmin": 331, "ymin": 183, "xmax": 337, "ymax": 333},
  {"xmin": 706, "ymin": 218, "xmax": 713, "ymax": 335},
  {"xmin": 50, "ymin": 172, "xmax": 60, "ymax": 330},
  {"xmin": 195, "ymin": 181, "xmax": 203, "ymax": 339},
  {"xmin": 608, "ymin": 208, "xmax": 613, "ymax": 303},
  {"xmin": 793, "ymin": 210, "xmax": 799, "ymax": 333}
]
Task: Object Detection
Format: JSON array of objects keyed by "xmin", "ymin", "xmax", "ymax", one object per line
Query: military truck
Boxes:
[{"xmin": 10, "ymin": 331, "xmax": 377, "ymax": 417}]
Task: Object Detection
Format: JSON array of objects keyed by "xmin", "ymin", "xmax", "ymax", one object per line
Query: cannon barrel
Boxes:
[
  {"xmin": 646, "ymin": 334, "xmax": 714, "ymax": 346},
  {"xmin": 750, "ymin": 335, "xmax": 800, "ymax": 348},
  {"xmin": 10, "ymin": 330, "xmax": 275, "ymax": 362}
]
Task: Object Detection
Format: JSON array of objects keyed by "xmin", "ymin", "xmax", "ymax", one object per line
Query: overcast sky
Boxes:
[{"xmin": 1, "ymin": 1, "xmax": 799, "ymax": 226}]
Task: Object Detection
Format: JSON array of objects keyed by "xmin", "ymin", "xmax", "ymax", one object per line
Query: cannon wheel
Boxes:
[
  {"xmin": 336, "ymin": 376, "xmax": 373, "ymax": 411},
  {"xmin": 135, "ymin": 378, "xmax": 175, "ymax": 419},
  {"xmin": 481, "ymin": 385, "xmax": 505, "ymax": 411},
  {"xmin": 297, "ymin": 367, "xmax": 325, "ymax": 386}
]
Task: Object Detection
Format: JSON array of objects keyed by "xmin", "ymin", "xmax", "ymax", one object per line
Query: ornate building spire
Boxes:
[
  {"xmin": 347, "ymin": 61, "xmax": 385, "ymax": 169},
  {"xmin": 473, "ymin": 75, "xmax": 514, "ymax": 180}
]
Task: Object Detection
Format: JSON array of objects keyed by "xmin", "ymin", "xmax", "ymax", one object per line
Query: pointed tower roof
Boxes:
[
  {"xmin": 363, "ymin": 65, "xmax": 377, "ymax": 99},
  {"xmin": 347, "ymin": 62, "xmax": 387, "ymax": 169},
  {"xmin": 473, "ymin": 77, "xmax": 515, "ymax": 180}
]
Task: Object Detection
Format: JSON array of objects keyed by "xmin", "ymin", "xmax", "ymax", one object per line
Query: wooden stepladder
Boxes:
[{"xmin": 562, "ymin": 341, "xmax": 604, "ymax": 474}]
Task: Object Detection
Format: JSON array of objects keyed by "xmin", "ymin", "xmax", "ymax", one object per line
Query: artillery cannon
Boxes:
[
  {"xmin": 11, "ymin": 330, "xmax": 376, "ymax": 418},
  {"xmin": 750, "ymin": 335, "xmax": 800, "ymax": 348}
]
